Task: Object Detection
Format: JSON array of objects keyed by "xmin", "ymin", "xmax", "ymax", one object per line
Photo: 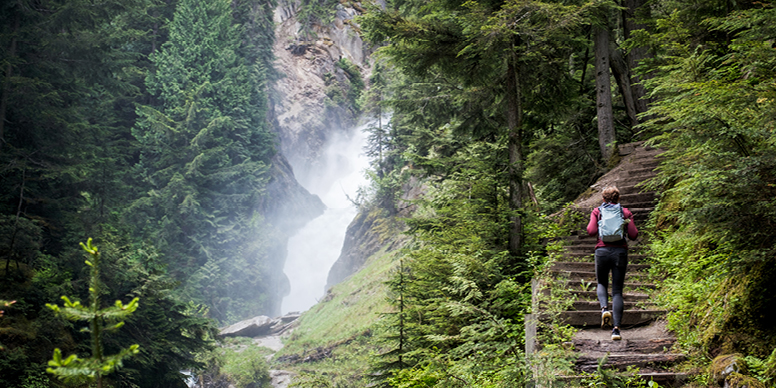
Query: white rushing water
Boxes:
[{"xmin": 281, "ymin": 124, "xmax": 370, "ymax": 314}]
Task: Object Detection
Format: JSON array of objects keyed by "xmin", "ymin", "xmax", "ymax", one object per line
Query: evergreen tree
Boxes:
[
  {"xmin": 0, "ymin": 2, "xmax": 216, "ymax": 386},
  {"xmin": 47, "ymin": 239, "xmax": 140, "ymax": 388},
  {"xmin": 360, "ymin": 0, "xmax": 587, "ymax": 254},
  {"xmin": 131, "ymin": 0, "xmax": 277, "ymax": 322}
]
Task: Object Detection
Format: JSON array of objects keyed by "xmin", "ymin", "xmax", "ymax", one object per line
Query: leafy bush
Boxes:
[{"xmin": 217, "ymin": 341, "xmax": 272, "ymax": 388}]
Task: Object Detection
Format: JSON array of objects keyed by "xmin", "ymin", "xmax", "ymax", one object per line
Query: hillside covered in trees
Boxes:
[
  {"xmin": 1, "ymin": 0, "xmax": 775, "ymax": 387},
  {"xmin": 346, "ymin": 0, "xmax": 776, "ymax": 385}
]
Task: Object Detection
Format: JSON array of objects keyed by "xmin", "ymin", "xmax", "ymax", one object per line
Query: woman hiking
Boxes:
[{"xmin": 586, "ymin": 186, "xmax": 639, "ymax": 341}]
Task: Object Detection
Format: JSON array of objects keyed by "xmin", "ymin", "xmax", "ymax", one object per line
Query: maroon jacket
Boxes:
[{"xmin": 586, "ymin": 204, "xmax": 639, "ymax": 249}]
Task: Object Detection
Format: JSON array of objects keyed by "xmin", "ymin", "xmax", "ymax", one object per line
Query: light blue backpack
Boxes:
[{"xmin": 597, "ymin": 203, "xmax": 626, "ymax": 242}]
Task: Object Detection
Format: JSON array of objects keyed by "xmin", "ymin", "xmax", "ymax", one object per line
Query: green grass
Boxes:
[
  {"xmin": 277, "ymin": 245, "xmax": 396, "ymax": 355},
  {"xmin": 270, "ymin": 245, "xmax": 399, "ymax": 384}
]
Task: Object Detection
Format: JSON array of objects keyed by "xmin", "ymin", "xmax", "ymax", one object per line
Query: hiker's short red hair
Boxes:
[{"xmin": 602, "ymin": 186, "xmax": 620, "ymax": 204}]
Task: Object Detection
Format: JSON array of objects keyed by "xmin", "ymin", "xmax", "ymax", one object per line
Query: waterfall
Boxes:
[{"xmin": 281, "ymin": 124, "xmax": 369, "ymax": 314}]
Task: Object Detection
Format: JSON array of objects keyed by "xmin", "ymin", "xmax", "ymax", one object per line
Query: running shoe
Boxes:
[
  {"xmin": 601, "ymin": 309, "xmax": 612, "ymax": 329},
  {"xmin": 612, "ymin": 328, "xmax": 622, "ymax": 341}
]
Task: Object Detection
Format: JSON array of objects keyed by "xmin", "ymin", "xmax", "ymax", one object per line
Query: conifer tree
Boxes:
[
  {"xmin": 360, "ymin": 0, "xmax": 584, "ymax": 256},
  {"xmin": 131, "ymin": 0, "xmax": 277, "ymax": 322},
  {"xmin": 47, "ymin": 239, "xmax": 140, "ymax": 388}
]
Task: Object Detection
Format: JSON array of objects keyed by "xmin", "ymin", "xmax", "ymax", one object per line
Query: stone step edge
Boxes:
[
  {"xmin": 558, "ymin": 310, "xmax": 666, "ymax": 327},
  {"xmin": 575, "ymin": 352, "xmax": 687, "ymax": 365},
  {"xmin": 551, "ymin": 270, "xmax": 652, "ymax": 279},
  {"xmin": 554, "ymin": 372, "xmax": 689, "ymax": 385},
  {"xmin": 570, "ymin": 300, "xmax": 655, "ymax": 310},
  {"xmin": 573, "ymin": 337, "xmax": 676, "ymax": 354}
]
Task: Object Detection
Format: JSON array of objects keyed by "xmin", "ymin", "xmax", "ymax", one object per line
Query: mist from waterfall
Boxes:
[{"xmin": 281, "ymin": 124, "xmax": 370, "ymax": 314}]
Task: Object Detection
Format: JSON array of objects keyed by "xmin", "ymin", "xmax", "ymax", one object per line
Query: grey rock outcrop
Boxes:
[
  {"xmin": 219, "ymin": 312, "xmax": 301, "ymax": 338},
  {"xmin": 271, "ymin": 0, "xmax": 370, "ymax": 175},
  {"xmin": 326, "ymin": 177, "xmax": 423, "ymax": 288}
]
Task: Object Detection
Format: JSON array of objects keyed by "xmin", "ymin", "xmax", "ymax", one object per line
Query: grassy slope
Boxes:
[{"xmin": 272, "ymin": 243, "xmax": 399, "ymax": 383}]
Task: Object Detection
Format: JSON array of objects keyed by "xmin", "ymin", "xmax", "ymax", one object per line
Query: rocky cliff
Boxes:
[
  {"xmin": 326, "ymin": 176, "xmax": 424, "ymax": 288},
  {"xmin": 263, "ymin": 0, "xmax": 372, "ymax": 315},
  {"xmin": 270, "ymin": 0, "xmax": 371, "ymax": 177}
]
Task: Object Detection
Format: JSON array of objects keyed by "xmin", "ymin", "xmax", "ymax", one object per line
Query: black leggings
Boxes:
[{"xmin": 595, "ymin": 247, "xmax": 628, "ymax": 327}]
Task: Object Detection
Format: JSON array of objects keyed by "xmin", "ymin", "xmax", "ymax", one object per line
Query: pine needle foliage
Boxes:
[
  {"xmin": 46, "ymin": 238, "xmax": 140, "ymax": 387},
  {"xmin": 131, "ymin": 0, "xmax": 278, "ymax": 323}
]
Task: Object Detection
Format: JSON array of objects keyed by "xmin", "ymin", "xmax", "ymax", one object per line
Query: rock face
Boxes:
[
  {"xmin": 261, "ymin": 0, "xmax": 371, "ymax": 316},
  {"xmin": 326, "ymin": 176, "xmax": 423, "ymax": 288},
  {"xmin": 262, "ymin": 154, "xmax": 325, "ymax": 316},
  {"xmin": 270, "ymin": 0, "xmax": 370, "ymax": 175},
  {"xmin": 263, "ymin": 153, "xmax": 326, "ymax": 234}
]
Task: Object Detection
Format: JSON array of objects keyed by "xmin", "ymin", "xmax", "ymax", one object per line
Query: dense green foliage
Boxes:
[
  {"xmin": 356, "ymin": 0, "xmax": 641, "ymax": 383},
  {"xmin": 131, "ymin": 0, "xmax": 277, "ymax": 324},
  {"xmin": 0, "ymin": 0, "xmax": 278, "ymax": 386},
  {"xmin": 638, "ymin": 0, "xmax": 776, "ymax": 361},
  {"xmin": 353, "ymin": 0, "xmax": 776, "ymax": 386},
  {"xmin": 2, "ymin": 0, "xmax": 775, "ymax": 385}
]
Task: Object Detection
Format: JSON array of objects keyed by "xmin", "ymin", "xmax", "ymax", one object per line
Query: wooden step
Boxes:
[
  {"xmin": 575, "ymin": 353, "xmax": 686, "ymax": 373},
  {"xmin": 553, "ymin": 270, "xmax": 651, "ymax": 283},
  {"xmin": 622, "ymin": 155, "xmax": 661, "ymax": 166},
  {"xmin": 562, "ymin": 244, "xmax": 650, "ymax": 254},
  {"xmin": 563, "ymin": 253, "xmax": 649, "ymax": 264},
  {"xmin": 568, "ymin": 290, "xmax": 650, "ymax": 301},
  {"xmin": 550, "ymin": 262, "xmax": 651, "ymax": 272},
  {"xmin": 573, "ymin": 337, "xmax": 676, "ymax": 353},
  {"xmin": 619, "ymin": 181, "xmax": 658, "ymax": 194},
  {"xmin": 626, "ymin": 165, "xmax": 660, "ymax": 177},
  {"xmin": 559, "ymin": 309, "xmax": 665, "ymax": 327},
  {"xmin": 570, "ymin": 300, "xmax": 653, "ymax": 311},
  {"xmin": 565, "ymin": 279, "xmax": 656, "ymax": 291},
  {"xmin": 620, "ymin": 192, "xmax": 656, "ymax": 203},
  {"xmin": 623, "ymin": 203, "xmax": 656, "ymax": 212}
]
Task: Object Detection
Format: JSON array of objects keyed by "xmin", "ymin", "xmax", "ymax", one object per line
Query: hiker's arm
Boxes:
[
  {"xmin": 625, "ymin": 209, "xmax": 638, "ymax": 240},
  {"xmin": 586, "ymin": 209, "xmax": 599, "ymax": 237}
]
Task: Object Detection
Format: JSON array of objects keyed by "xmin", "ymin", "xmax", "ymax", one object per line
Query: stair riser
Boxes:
[
  {"xmin": 552, "ymin": 272, "xmax": 651, "ymax": 284},
  {"xmin": 618, "ymin": 184, "xmax": 653, "ymax": 195},
  {"xmin": 559, "ymin": 310, "xmax": 666, "ymax": 327},
  {"xmin": 575, "ymin": 354, "xmax": 686, "ymax": 373},
  {"xmin": 566, "ymin": 290, "xmax": 650, "ymax": 301},
  {"xmin": 565, "ymin": 280, "xmax": 655, "ymax": 291},
  {"xmin": 573, "ymin": 338, "xmax": 675, "ymax": 353},
  {"xmin": 626, "ymin": 166, "xmax": 660, "ymax": 176},
  {"xmin": 563, "ymin": 254, "xmax": 649, "ymax": 264},
  {"xmin": 563, "ymin": 244, "xmax": 649, "ymax": 253},
  {"xmin": 621, "ymin": 156, "xmax": 661, "ymax": 167},
  {"xmin": 570, "ymin": 301, "xmax": 652, "ymax": 311},
  {"xmin": 621, "ymin": 192, "xmax": 656, "ymax": 203},
  {"xmin": 551, "ymin": 262, "xmax": 651, "ymax": 272}
]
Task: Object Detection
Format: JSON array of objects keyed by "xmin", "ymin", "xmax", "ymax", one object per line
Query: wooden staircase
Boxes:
[{"xmin": 527, "ymin": 142, "xmax": 689, "ymax": 387}]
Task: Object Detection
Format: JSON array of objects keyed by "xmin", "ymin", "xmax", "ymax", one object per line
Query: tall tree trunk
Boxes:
[
  {"xmin": 622, "ymin": 0, "xmax": 651, "ymax": 115},
  {"xmin": 0, "ymin": 12, "xmax": 20, "ymax": 153},
  {"xmin": 506, "ymin": 57, "xmax": 523, "ymax": 257},
  {"xmin": 594, "ymin": 26, "xmax": 616, "ymax": 162},
  {"xmin": 609, "ymin": 46, "xmax": 639, "ymax": 128}
]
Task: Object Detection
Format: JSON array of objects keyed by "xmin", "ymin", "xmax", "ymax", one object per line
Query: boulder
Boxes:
[
  {"xmin": 218, "ymin": 312, "xmax": 302, "ymax": 338},
  {"xmin": 219, "ymin": 316, "xmax": 276, "ymax": 338}
]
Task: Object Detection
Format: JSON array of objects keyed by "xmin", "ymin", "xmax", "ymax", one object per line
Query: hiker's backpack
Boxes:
[{"xmin": 597, "ymin": 203, "xmax": 626, "ymax": 242}]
